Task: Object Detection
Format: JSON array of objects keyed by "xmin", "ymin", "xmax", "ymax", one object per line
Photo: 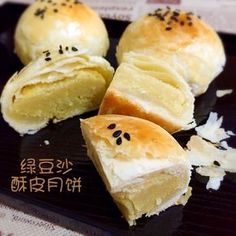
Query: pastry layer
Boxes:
[{"xmin": 99, "ymin": 52, "xmax": 195, "ymax": 133}]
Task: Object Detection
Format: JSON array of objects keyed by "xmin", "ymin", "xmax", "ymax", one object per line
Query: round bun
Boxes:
[
  {"xmin": 1, "ymin": 50, "xmax": 114, "ymax": 135},
  {"xmin": 15, "ymin": 0, "xmax": 109, "ymax": 65},
  {"xmin": 116, "ymin": 8, "xmax": 226, "ymax": 96}
]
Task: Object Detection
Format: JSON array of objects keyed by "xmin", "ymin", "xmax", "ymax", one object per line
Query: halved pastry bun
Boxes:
[
  {"xmin": 99, "ymin": 52, "xmax": 195, "ymax": 133},
  {"xmin": 15, "ymin": 0, "xmax": 109, "ymax": 65},
  {"xmin": 116, "ymin": 9, "xmax": 226, "ymax": 96},
  {"xmin": 1, "ymin": 51, "xmax": 114, "ymax": 135},
  {"xmin": 81, "ymin": 114, "xmax": 191, "ymax": 226}
]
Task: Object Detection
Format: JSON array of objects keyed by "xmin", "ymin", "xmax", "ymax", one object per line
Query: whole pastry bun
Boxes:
[
  {"xmin": 116, "ymin": 8, "xmax": 226, "ymax": 96},
  {"xmin": 15, "ymin": 0, "xmax": 109, "ymax": 65},
  {"xmin": 1, "ymin": 50, "xmax": 114, "ymax": 135}
]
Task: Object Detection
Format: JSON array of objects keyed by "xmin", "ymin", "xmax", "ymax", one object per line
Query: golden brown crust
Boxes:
[
  {"xmin": 81, "ymin": 114, "xmax": 185, "ymax": 162},
  {"xmin": 15, "ymin": 0, "xmax": 109, "ymax": 64},
  {"xmin": 99, "ymin": 90, "xmax": 180, "ymax": 133},
  {"xmin": 117, "ymin": 11, "xmax": 224, "ymax": 63},
  {"xmin": 116, "ymin": 9, "xmax": 226, "ymax": 96}
]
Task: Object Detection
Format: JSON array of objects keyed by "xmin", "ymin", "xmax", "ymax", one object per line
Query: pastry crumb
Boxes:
[
  {"xmin": 44, "ymin": 140, "xmax": 50, "ymax": 145},
  {"xmin": 176, "ymin": 187, "xmax": 192, "ymax": 205},
  {"xmin": 195, "ymin": 112, "xmax": 235, "ymax": 143},
  {"xmin": 216, "ymin": 89, "xmax": 233, "ymax": 97},
  {"xmin": 186, "ymin": 112, "xmax": 236, "ymax": 191}
]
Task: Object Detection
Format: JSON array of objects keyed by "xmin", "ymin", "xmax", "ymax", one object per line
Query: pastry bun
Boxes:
[
  {"xmin": 116, "ymin": 8, "xmax": 226, "ymax": 96},
  {"xmin": 99, "ymin": 52, "xmax": 195, "ymax": 133},
  {"xmin": 1, "ymin": 50, "xmax": 114, "ymax": 135},
  {"xmin": 81, "ymin": 114, "xmax": 191, "ymax": 225},
  {"xmin": 15, "ymin": 0, "xmax": 109, "ymax": 65}
]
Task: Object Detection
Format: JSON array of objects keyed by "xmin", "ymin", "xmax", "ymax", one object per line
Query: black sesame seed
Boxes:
[
  {"xmin": 107, "ymin": 123, "xmax": 116, "ymax": 129},
  {"xmin": 173, "ymin": 11, "xmax": 180, "ymax": 16},
  {"xmin": 53, "ymin": 9, "xmax": 58, "ymax": 13},
  {"xmin": 123, "ymin": 132, "xmax": 131, "ymax": 141},
  {"xmin": 48, "ymin": 0, "xmax": 52, "ymax": 3},
  {"xmin": 163, "ymin": 11, "xmax": 170, "ymax": 17},
  {"xmin": 159, "ymin": 16, "xmax": 165, "ymax": 21},
  {"xmin": 180, "ymin": 21, "xmax": 185, "ymax": 26},
  {"xmin": 165, "ymin": 27, "xmax": 172, "ymax": 31},
  {"xmin": 12, "ymin": 95, "xmax": 16, "ymax": 103},
  {"xmin": 34, "ymin": 7, "xmax": 47, "ymax": 19},
  {"xmin": 46, "ymin": 52, "xmax": 50, "ymax": 57},
  {"xmin": 65, "ymin": 46, "xmax": 69, "ymax": 51},
  {"xmin": 188, "ymin": 22, "xmax": 193, "ymax": 26},
  {"xmin": 34, "ymin": 9, "xmax": 40, "ymax": 16},
  {"xmin": 213, "ymin": 161, "xmax": 221, "ymax": 166},
  {"xmin": 167, "ymin": 21, "xmax": 172, "ymax": 25},
  {"xmin": 43, "ymin": 50, "xmax": 49, "ymax": 53},
  {"xmin": 59, "ymin": 45, "xmax": 63, "ymax": 54},
  {"xmin": 187, "ymin": 12, "xmax": 194, "ymax": 15},
  {"xmin": 45, "ymin": 57, "xmax": 51, "ymax": 61},
  {"xmin": 171, "ymin": 16, "xmax": 178, "ymax": 22},
  {"xmin": 186, "ymin": 16, "xmax": 192, "ymax": 20},
  {"xmin": 72, "ymin": 46, "xmax": 78, "ymax": 51},
  {"xmin": 155, "ymin": 8, "xmax": 161, "ymax": 12},
  {"xmin": 113, "ymin": 130, "xmax": 122, "ymax": 138},
  {"xmin": 166, "ymin": 6, "xmax": 171, "ymax": 10},
  {"xmin": 116, "ymin": 137, "xmax": 122, "ymax": 145},
  {"xmin": 198, "ymin": 15, "xmax": 201, "ymax": 19},
  {"xmin": 61, "ymin": 3, "xmax": 66, "ymax": 6}
]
